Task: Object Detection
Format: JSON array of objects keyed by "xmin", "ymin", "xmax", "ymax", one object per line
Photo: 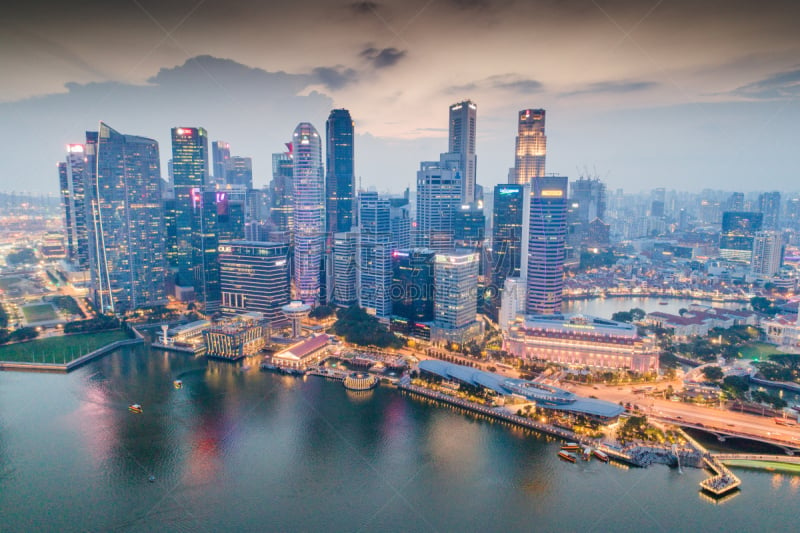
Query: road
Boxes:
[{"xmin": 569, "ymin": 382, "xmax": 800, "ymax": 447}]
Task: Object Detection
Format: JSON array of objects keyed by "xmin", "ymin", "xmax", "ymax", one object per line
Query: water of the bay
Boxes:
[
  {"xmin": 1, "ymin": 342, "xmax": 798, "ymax": 532},
  {"xmin": 565, "ymin": 296, "xmax": 744, "ymax": 319}
]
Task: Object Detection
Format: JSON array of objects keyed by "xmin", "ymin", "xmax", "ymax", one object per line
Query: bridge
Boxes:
[{"xmin": 655, "ymin": 415, "xmax": 800, "ymax": 455}]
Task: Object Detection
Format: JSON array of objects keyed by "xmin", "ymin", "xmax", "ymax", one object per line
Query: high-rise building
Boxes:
[
  {"xmin": 727, "ymin": 192, "xmax": 744, "ymax": 211},
  {"xmin": 389, "ymin": 199, "xmax": 412, "ymax": 251},
  {"xmin": 526, "ymin": 176, "xmax": 568, "ymax": 315},
  {"xmin": 751, "ymin": 231, "xmax": 784, "ymax": 279},
  {"xmin": 58, "ymin": 144, "xmax": 90, "ymax": 269},
  {"xmin": 86, "ymin": 123, "xmax": 166, "ymax": 313},
  {"xmin": 358, "ymin": 192, "xmax": 393, "ymax": 318},
  {"xmin": 219, "ymin": 241, "xmax": 291, "ymax": 323},
  {"xmin": 390, "ymin": 248, "xmax": 436, "ymax": 339},
  {"xmin": 489, "ymin": 184, "xmax": 525, "ymax": 319},
  {"xmin": 719, "ymin": 211, "xmax": 763, "ymax": 263},
  {"xmin": 171, "ymin": 127, "xmax": 209, "ymax": 288},
  {"xmin": 333, "ymin": 231, "xmax": 358, "ymax": 306},
  {"xmin": 432, "ymin": 251, "xmax": 481, "ymax": 343},
  {"xmin": 758, "ymin": 191, "xmax": 781, "ymax": 230},
  {"xmin": 509, "ymin": 109, "xmax": 546, "ymax": 184},
  {"xmin": 448, "ymin": 100, "xmax": 477, "ymax": 203},
  {"xmin": 269, "ymin": 147, "xmax": 294, "ymax": 239},
  {"xmin": 212, "ymin": 141, "xmax": 230, "ymax": 183},
  {"xmin": 291, "ymin": 123, "xmax": 325, "ymax": 305},
  {"xmin": 415, "ymin": 156, "xmax": 462, "ymax": 251},
  {"xmin": 227, "ymin": 156, "xmax": 253, "ymax": 189},
  {"xmin": 570, "ymin": 177, "xmax": 606, "ymax": 225},
  {"xmin": 325, "ymin": 109, "xmax": 355, "ymax": 234}
]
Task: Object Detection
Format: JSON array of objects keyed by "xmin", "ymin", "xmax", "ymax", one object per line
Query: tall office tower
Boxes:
[
  {"xmin": 325, "ymin": 109, "xmax": 355, "ymax": 234},
  {"xmin": 245, "ymin": 187, "xmax": 270, "ymax": 224},
  {"xmin": 226, "ymin": 156, "xmax": 253, "ymax": 189},
  {"xmin": 415, "ymin": 155, "xmax": 462, "ymax": 251},
  {"xmin": 432, "ymin": 251, "xmax": 481, "ymax": 343},
  {"xmin": 719, "ymin": 211, "xmax": 763, "ymax": 263},
  {"xmin": 390, "ymin": 248, "xmax": 436, "ymax": 339},
  {"xmin": 358, "ymin": 192, "xmax": 393, "ymax": 318},
  {"xmin": 212, "ymin": 141, "xmax": 230, "ymax": 183},
  {"xmin": 269, "ymin": 148, "xmax": 294, "ymax": 238},
  {"xmin": 219, "ymin": 241, "xmax": 290, "ymax": 323},
  {"xmin": 570, "ymin": 177, "xmax": 606, "ymax": 225},
  {"xmin": 751, "ymin": 231, "xmax": 784, "ymax": 278},
  {"xmin": 526, "ymin": 176, "xmax": 568, "ymax": 315},
  {"xmin": 333, "ymin": 231, "xmax": 358, "ymax": 306},
  {"xmin": 758, "ymin": 191, "xmax": 781, "ymax": 230},
  {"xmin": 58, "ymin": 144, "xmax": 90, "ymax": 269},
  {"xmin": 171, "ymin": 127, "xmax": 209, "ymax": 288},
  {"xmin": 509, "ymin": 109, "xmax": 546, "ymax": 184},
  {"xmin": 453, "ymin": 203, "xmax": 485, "ymax": 250},
  {"xmin": 448, "ymin": 100, "xmax": 477, "ymax": 203},
  {"xmin": 291, "ymin": 123, "xmax": 325, "ymax": 305},
  {"xmin": 390, "ymin": 199, "xmax": 412, "ymax": 251},
  {"xmin": 727, "ymin": 192, "xmax": 744, "ymax": 211},
  {"xmin": 85, "ymin": 122, "xmax": 166, "ymax": 313},
  {"xmin": 489, "ymin": 184, "xmax": 525, "ymax": 319},
  {"xmin": 785, "ymin": 197, "xmax": 800, "ymax": 231}
]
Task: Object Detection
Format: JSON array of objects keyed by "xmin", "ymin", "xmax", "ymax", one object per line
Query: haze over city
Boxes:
[{"xmin": 1, "ymin": 0, "xmax": 799, "ymax": 194}]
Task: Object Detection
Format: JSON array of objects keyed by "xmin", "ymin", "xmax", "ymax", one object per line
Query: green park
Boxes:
[{"xmin": 0, "ymin": 329, "xmax": 131, "ymax": 364}]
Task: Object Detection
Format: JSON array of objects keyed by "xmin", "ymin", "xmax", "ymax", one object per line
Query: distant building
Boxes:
[
  {"xmin": 719, "ymin": 211, "xmax": 763, "ymax": 263},
  {"xmin": 269, "ymin": 148, "xmax": 294, "ymax": 237},
  {"xmin": 509, "ymin": 109, "xmax": 546, "ymax": 184},
  {"xmin": 505, "ymin": 314, "xmax": 659, "ymax": 373},
  {"xmin": 325, "ymin": 109, "xmax": 355, "ymax": 234},
  {"xmin": 358, "ymin": 192, "xmax": 393, "ymax": 318},
  {"xmin": 85, "ymin": 123, "xmax": 167, "ymax": 313},
  {"xmin": 758, "ymin": 191, "xmax": 781, "ymax": 230},
  {"xmin": 390, "ymin": 199, "xmax": 412, "ymax": 251},
  {"xmin": 58, "ymin": 144, "xmax": 90, "ymax": 269},
  {"xmin": 751, "ymin": 230, "xmax": 784, "ymax": 279},
  {"xmin": 432, "ymin": 251, "xmax": 482, "ymax": 343},
  {"xmin": 219, "ymin": 240, "xmax": 290, "ymax": 323},
  {"xmin": 526, "ymin": 176, "xmax": 568, "ymax": 315},
  {"xmin": 226, "ymin": 156, "xmax": 253, "ymax": 189},
  {"xmin": 448, "ymin": 100, "xmax": 477, "ymax": 203},
  {"xmin": 416, "ymin": 156, "xmax": 462, "ymax": 251},
  {"xmin": 333, "ymin": 231, "xmax": 358, "ymax": 307},
  {"xmin": 645, "ymin": 305, "xmax": 757, "ymax": 341},
  {"xmin": 211, "ymin": 141, "xmax": 230, "ymax": 183},
  {"xmin": 390, "ymin": 248, "xmax": 436, "ymax": 339},
  {"xmin": 453, "ymin": 203, "xmax": 485, "ymax": 250}
]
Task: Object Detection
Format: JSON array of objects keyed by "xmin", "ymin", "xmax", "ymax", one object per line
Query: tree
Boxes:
[
  {"xmin": 701, "ymin": 366, "xmax": 724, "ymax": 382},
  {"xmin": 630, "ymin": 308, "xmax": 646, "ymax": 321},
  {"xmin": 611, "ymin": 311, "xmax": 633, "ymax": 323}
]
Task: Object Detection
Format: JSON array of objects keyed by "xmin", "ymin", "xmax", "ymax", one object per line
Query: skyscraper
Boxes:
[
  {"xmin": 751, "ymin": 231, "xmax": 783, "ymax": 278},
  {"xmin": 719, "ymin": 211, "xmax": 763, "ymax": 263},
  {"xmin": 526, "ymin": 176, "xmax": 568, "ymax": 315},
  {"xmin": 292, "ymin": 122, "xmax": 325, "ymax": 305},
  {"xmin": 212, "ymin": 141, "xmax": 230, "ymax": 183},
  {"xmin": 219, "ymin": 241, "xmax": 290, "ymax": 323},
  {"xmin": 171, "ymin": 127, "xmax": 209, "ymax": 288},
  {"xmin": 358, "ymin": 192, "xmax": 393, "ymax": 318},
  {"xmin": 432, "ymin": 251, "xmax": 481, "ymax": 343},
  {"xmin": 391, "ymin": 248, "xmax": 436, "ymax": 339},
  {"xmin": 333, "ymin": 231, "xmax": 358, "ymax": 306},
  {"xmin": 509, "ymin": 109, "xmax": 546, "ymax": 184},
  {"xmin": 58, "ymin": 144, "xmax": 90, "ymax": 269},
  {"xmin": 227, "ymin": 156, "xmax": 253, "ymax": 189},
  {"xmin": 415, "ymin": 155, "xmax": 462, "ymax": 251},
  {"xmin": 86, "ymin": 123, "xmax": 166, "ymax": 313},
  {"xmin": 758, "ymin": 191, "xmax": 781, "ymax": 230},
  {"xmin": 325, "ymin": 109, "xmax": 355, "ymax": 234},
  {"xmin": 269, "ymin": 147, "xmax": 294, "ymax": 239},
  {"xmin": 448, "ymin": 100, "xmax": 477, "ymax": 203},
  {"xmin": 489, "ymin": 184, "xmax": 525, "ymax": 319}
]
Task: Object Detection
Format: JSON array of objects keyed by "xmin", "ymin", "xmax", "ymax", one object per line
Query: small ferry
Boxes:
[
  {"xmin": 558, "ymin": 451, "xmax": 577, "ymax": 463},
  {"xmin": 582, "ymin": 447, "xmax": 592, "ymax": 461},
  {"xmin": 173, "ymin": 380, "xmax": 183, "ymax": 389},
  {"xmin": 592, "ymin": 450, "xmax": 610, "ymax": 462},
  {"xmin": 561, "ymin": 442, "xmax": 581, "ymax": 451},
  {"xmin": 659, "ymin": 301, "xmax": 669, "ymax": 306},
  {"xmin": 128, "ymin": 404, "xmax": 143, "ymax": 414}
]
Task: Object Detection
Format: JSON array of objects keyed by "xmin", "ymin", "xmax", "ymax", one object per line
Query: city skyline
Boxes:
[{"xmin": 1, "ymin": 1, "xmax": 798, "ymax": 194}]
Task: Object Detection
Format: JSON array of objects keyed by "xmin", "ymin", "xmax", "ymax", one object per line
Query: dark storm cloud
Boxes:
[
  {"xmin": 561, "ymin": 80, "xmax": 659, "ymax": 97},
  {"xmin": 311, "ymin": 66, "xmax": 359, "ymax": 90},
  {"xmin": 360, "ymin": 47, "xmax": 407, "ymax": 69},
  {"xmin": 732, "ymin": 67, "xmax": 800, "ymax": 99}
]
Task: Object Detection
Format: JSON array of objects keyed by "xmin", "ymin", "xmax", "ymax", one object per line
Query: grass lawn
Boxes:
[
  {"xmin": 22, "ymin": 303, "xmax": 58, "ymax": 323},
  {"xmin": 0, "ymin": 276, "xmax": 22, "ymax": 290},
  {"xmin": 0, "ymin": 330, "xmax": 131, "ymax": 364},
  {"xmin": 738, "ymin": 342, "xmax": 788, "ymax": 361}
]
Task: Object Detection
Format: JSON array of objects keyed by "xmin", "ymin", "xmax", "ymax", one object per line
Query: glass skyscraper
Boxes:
[
  {"xmin": 86, "ymin": 122, "xmax": 166, "ymax": 313},
  {"xmin": 58, "ymin": 144, "xmax": 90, "ymax": 270},
  {"xmin": 448, "ymin": 100, "xmax": 477, "ymax": 204},
  {"xmin": 489, "ymin": 183, "xmax": 525, "ymax": 318},
  {"xmin": 415, "ymin": 155, "xmax": 462, "ymax": 251},
  {"xmin": 325, "ymin": 109, "xmax": 355, "ymax": 234},
  {"xmin": 219, "ymin": 241, "xmax": 290, "ymax": 323},
  {"xmin": 358, "ymin": 192, "xmax": 393, "ymax": 318},
  {"xmin": 510, "ymin": 109, "xmax": 546, "ymax": 184},
  {"xmin": 525, "ymin": 176, "xmax": 568, "ymax": 315},
  {"xmin": 292, "ymin": 122, "xmax": 325, "ymax": 305}
]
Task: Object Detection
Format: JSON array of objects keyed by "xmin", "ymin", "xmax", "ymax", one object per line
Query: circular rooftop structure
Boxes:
[{"xmin": 282, "ymin": 301, "xmax": 311, "ymax": 318}]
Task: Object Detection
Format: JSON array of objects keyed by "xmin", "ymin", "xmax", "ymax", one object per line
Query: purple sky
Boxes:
[{"xmin": 1, "ymin": 0, "xmax": 798, "ymax": 194}]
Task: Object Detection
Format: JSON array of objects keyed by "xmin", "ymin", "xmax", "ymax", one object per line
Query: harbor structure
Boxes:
[{"xmin": 203, "ymin": 312, "xmax": 269, "ymax": 360}]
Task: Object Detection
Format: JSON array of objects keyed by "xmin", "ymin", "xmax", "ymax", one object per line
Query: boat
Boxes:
[
  {"xmin": 592, "ymin": 450, "xmax": 610, "ymax": 462},
  {"xmin": 582, "ymin": 447, "xmax": 592, "ymax": 461},
  {"xmin": 128, "ymin": 404, "xmax": 143, "ymax": 414},
  {"xmin": 561, "ymin": 442, "xmax": 581, "ymax": 451},
  {"xmin": 173, "ymin": 380, "xmax": 182, "ymax": 389},
  {"xmin": 558, "ymin": 451, "xmax": 577, "ymax": 463},
  {"xmin": 659, "ymin": 301, "xmax": 668, "ymax": 305}
]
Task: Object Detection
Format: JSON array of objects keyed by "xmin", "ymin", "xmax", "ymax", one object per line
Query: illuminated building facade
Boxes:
[
  {"xmin": 269, "ymin": 148, "xmax": 294, "ymax": 239},
  {"xmin": 358, "ymin": 192, "xmax": 393, "ymax": 318},
  {"xmin": 326, "ymin": 109, "xmax": 355, "ymax": 234},
  {"xmin": 432, "ymin": 251, "xmax": 482, "ymax": 343},
  {"xmin": 86, "ymin": 122, "xmax": 166, "ymax": 313},
  {"xmin": 333, "ymin": 231, "xmax": 358, "ymax": 306},
  {"xmin": 719, "ymin": 211, "xmax": 763, "ymax": 263},
  {"xmin": 415, "ymin": 156, "xmax": 462, "ymax": 251},
  {"xmin": 219, "ymin": 240, "xmax": 290, "ymax": 323},
  {"xmin": 171, "ymin": 127, "xmax": 209, "ymax": 288},
  {"xmin": 58, "ymin": 144, "xmax": 90, "ymax": 269},
  {"xmin": 526, "ymin": 176, "xmax": 568, "ymax": 315},
  {"xmin": 226, "ymin": 156, "xmax": 253, "ymax": 189},
  {"xmin": 509, "ymin": 109, "xmax": 546, "ymax": 184},
  {"xmin": 489, "ymin": 184, "xmax": 525, "ymax": 319},
  {"xmin": 448, "ymin": 100, "xmax": 477, "ymax": 203},
  {"xmin": 751, "ymin": 230, "xmax": 783, "ymax": 278},
  {"xmin": 292, "ymin": 122, "xmax": 325, "ymax": 305},
  {"xmin": 504, "ymin": 314, "xmax": 659, "ymax": 373},
  {"xmin": 211, "ymin": 140, "xmax": 230, "ymax": 183},
  {"xmin": 203, "ymin": 312, "xmax": 269, "ymax": 361}
]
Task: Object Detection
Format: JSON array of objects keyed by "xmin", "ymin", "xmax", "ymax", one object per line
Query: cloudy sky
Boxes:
[{"xmin": 1, "ymin": 0, "xmax": 799, "ymax": 195}]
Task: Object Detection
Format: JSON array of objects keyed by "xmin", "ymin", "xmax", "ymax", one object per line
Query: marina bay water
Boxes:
[
  {"xmin": 1, "ymin": 341, "xmax": 798, "ymax": 532},
  {"xmin": 565, "ymin": 296, "xmax": 744, "ymax": 319}
]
